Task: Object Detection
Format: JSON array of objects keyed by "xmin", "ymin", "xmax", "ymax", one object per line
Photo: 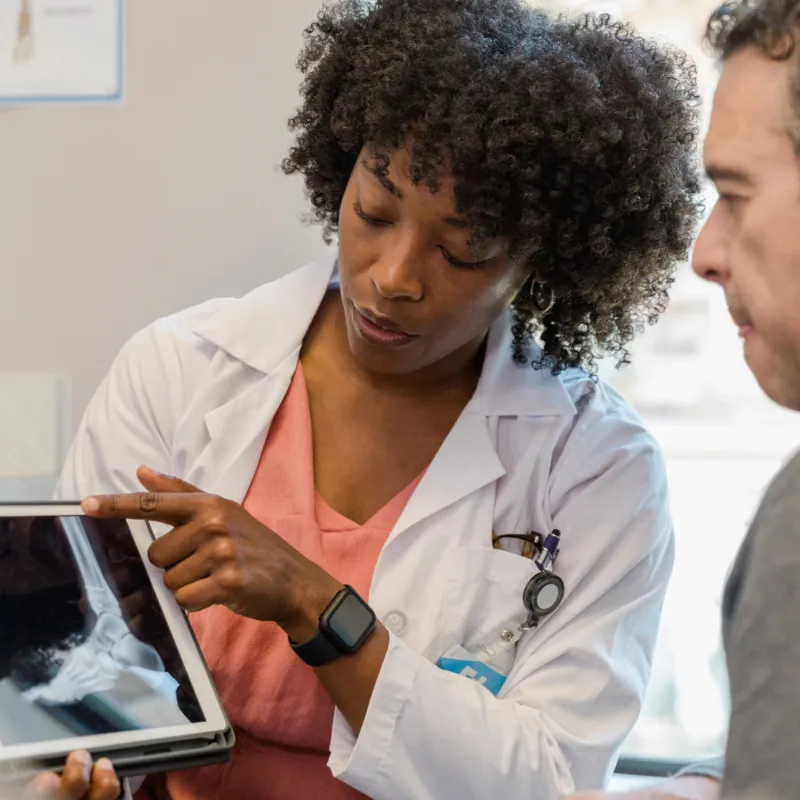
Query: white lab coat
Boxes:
[{"xmin": 57, "ymin": 256, "xmax": 673, "ymax": 799}]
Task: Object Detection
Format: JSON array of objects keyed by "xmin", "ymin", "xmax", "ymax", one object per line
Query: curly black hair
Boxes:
[{"xmin": 283, "ymin": 0, "xmax": 704, "ymax": 373}]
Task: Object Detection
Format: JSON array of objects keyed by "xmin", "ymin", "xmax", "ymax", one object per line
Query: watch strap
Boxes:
[
  {"xmin": 290, "ymin": 628, "xmax": 342, "ymax": 667},
  {"xmin": 289, "ymin": 585, "xmax": 376, "ymax": 667}
]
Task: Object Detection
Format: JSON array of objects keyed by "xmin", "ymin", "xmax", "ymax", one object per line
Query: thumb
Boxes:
[
  {"xmin": 137, "ymin": 465, "xmax": 202, "ymax": 495},
  {"xmin": 22, "ymin": 770, "xmax": 60, "ymax": 799}
]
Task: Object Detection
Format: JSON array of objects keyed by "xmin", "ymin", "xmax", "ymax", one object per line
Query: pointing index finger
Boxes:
[{"xmin": 82, "ymin": 492, "xmax": 204, "ymax": 525}]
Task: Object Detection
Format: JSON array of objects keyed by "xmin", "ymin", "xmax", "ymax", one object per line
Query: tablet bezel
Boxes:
[{"xmin": 0, "ymin": 503, "xmax": 229, "ymax": 762}]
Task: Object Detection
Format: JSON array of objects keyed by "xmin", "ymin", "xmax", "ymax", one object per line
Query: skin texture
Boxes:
[
  {"xmin": 334, "ymin": 147, "xmax": 528, "ymax": 380},
  {"xmin": 692, "ymin": 47, "xmax": 800, "ymax": 410}
]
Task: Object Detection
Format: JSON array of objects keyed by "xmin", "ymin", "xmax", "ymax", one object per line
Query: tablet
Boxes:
[{"xmin": 0, "ymin": 504, "xmax": 232, "ymax": 778}]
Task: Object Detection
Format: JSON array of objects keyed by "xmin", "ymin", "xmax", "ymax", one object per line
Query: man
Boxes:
[{"xmin": 570, "ymin": 0, "xmax": 800, "ymax": 798}]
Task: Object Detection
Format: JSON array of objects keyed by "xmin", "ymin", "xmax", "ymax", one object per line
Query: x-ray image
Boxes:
[{"xmin": 0, "ymin": 515, "xmax": 204, "ymax": 746}]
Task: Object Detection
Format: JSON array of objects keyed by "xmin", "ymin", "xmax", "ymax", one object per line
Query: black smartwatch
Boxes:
[{"xmin": 290, "ymin": 585, "xmax": 377, "ymax": 667}]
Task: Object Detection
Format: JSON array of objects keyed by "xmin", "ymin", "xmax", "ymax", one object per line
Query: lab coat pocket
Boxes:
[{"xmin": 437, "ymin": 547, "xmax": 539, "ymax": 694}]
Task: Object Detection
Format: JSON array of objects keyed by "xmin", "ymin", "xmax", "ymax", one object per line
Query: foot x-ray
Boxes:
[{"xmin": 0, "ymin": 515, "xmax": 204, "ymax": 746}]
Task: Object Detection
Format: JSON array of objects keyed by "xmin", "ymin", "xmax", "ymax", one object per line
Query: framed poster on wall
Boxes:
[{"xmin": 0, "ymin": 0, "xmax": 124, "ymax": 105}]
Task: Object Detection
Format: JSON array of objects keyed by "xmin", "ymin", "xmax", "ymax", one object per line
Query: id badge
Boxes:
[{"xmin": 436, "ymin": 622, "xmax": 520, "ymax": 696}]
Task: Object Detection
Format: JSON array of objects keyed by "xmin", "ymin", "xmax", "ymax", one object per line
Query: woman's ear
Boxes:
[{"xmin": 530, "ymin": 280, "xmax": 556, "ymax": 316}]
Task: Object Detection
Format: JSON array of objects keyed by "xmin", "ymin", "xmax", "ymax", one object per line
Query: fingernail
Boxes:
[
  {"xmin": 74, "ymin": 750, "xmax": 92, "ymax": 781},
  {"xmin": 96, "ymin": 757, "xmax": 114, "ymax": 772},
  {"xmin": 142, "ymin": 465, "xmax": 172, "ymax": 479},
  {"xmin": 82, "ymin": 497, "xmax": 100, "ymax": 513}
]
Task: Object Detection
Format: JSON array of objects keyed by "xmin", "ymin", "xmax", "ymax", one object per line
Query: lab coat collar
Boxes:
[
  {"xmin": 468, "ymin": 312, "xmax": 576, "ymax": 418},
  {"xmin": 190, "ymin": 256, "xmax": 337, "ymax": 376},
  {"xmin": 191, "ymin": 255, "xmax": 576, "ymax": 420}
]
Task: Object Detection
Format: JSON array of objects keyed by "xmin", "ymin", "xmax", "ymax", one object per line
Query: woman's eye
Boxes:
[
  {"xmin": 353, "ymin": 201, "xmax": 391, "ymax": 227},
  {"xmin": 439, "ymin": 246, "xmax": 490, "ymax": 270}
]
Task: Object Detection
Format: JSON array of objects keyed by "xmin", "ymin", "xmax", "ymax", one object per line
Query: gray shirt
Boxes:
[
  {"xmin": 682, "ymin": 451, "xmax": 800, "ymax": 798},
  {"xmin": 718, "ymin": 449, "xmax": 800, "ymax": 799}
]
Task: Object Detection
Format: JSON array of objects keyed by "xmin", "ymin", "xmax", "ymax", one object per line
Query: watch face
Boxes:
[{"xmin": 327, "ymin": 592, "xmax": 375, "ymax": 649}]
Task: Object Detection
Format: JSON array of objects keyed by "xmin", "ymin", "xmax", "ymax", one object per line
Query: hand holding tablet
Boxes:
[
  {"xmin": 21, "ymin": 752, "xmax": 119, "ymax": 800},
  {"xmin": 1, "ymin": 463, "xmax": 354, "ymax": 788},
  {"xmin": 0, "ymin": 464, "xmax": 349, "ymax": 787},
  {"xmin": 0, "ymin": 502, "xmax": 232, "ymax": 782}
]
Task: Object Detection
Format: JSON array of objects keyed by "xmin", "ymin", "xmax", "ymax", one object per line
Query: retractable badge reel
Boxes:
[
  {"xmin": 436, "ymin": 530, "xmax": 566, "ymax": 695},
  {"xmin": 500, "ymin": 530, "xmax": 565, "ymax": 645}
]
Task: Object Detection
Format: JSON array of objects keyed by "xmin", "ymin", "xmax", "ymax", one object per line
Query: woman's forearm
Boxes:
[
  {"xmin": 280, "ymin": 578, "xmax": 390, "ymax": 734},
  {"xmin": 314, "ymin": 625, "xmax": 391, "ymax": 732}
]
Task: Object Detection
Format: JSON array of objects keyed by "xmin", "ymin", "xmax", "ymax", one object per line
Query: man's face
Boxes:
[{"xmin": 693, "ymin": 47, "xmax": 800, "ymax": 410}]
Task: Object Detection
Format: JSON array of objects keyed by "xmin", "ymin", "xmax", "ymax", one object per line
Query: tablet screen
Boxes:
[{"xmin": 0, "ymin": 513, "xmax": 208, "ymax": 749}]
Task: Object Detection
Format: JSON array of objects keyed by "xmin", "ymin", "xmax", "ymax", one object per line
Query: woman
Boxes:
[{"xmin": 41, "ymin": 0, "xmax": 702, "ymax": 797}]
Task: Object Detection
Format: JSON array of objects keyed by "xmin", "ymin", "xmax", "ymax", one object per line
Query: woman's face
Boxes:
[{"xmin": 337, "ymin": 146, "xmax": 530, "ymax": 377}]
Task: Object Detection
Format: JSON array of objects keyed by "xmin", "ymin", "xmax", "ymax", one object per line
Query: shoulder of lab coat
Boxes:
[
  {"xmin": 56, "ymin": 257, "xmax": 673, "ymax": 798},
  {"xmin": 55, "ymin": 297, "xmax": 223, "ymax": 500},
  {"xmin": 55, "ymin": 259, "xmax": 331, "ymax": 501},
  {"xmin": 328, "ymin": 379, "xmax": 673, "ymax": 799}
]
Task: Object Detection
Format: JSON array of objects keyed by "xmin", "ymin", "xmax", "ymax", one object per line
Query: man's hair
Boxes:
[
  {"xmin": 707, "ymin": 1, "xmax": 800, "ymax": 143},
  {"xmin": 283, "ymin": 0, "xmax": 704, "ymax": 374},
  {"xmin": 708, "ymin": 0, "xmax": 800, "ymax": 59}
]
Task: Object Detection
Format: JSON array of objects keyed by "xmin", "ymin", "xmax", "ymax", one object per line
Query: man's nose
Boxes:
[{"xmin": 692, "ymin": 203, "xmax": 730, "ymax": 288}]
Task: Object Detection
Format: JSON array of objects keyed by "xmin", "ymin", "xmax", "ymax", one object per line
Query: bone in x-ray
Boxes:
[{"xmin": 23, "ymin": 518, "xmax": 169, "ymax": 706}]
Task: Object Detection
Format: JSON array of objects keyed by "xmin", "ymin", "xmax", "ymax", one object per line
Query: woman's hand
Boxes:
[
  {"xmin": 81, "ymin": 466, "xmax": 344, "ymax": 641},
  {"xmin": 82, "ymin": 465, "xmax": 390, "ymax": 735},
  {"xmin": 23, "ymin": 751, "xmax": 120, "ymax": 800}
]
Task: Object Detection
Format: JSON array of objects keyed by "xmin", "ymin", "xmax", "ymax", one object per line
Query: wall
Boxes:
[{"xmin": 0, "ymin": 0, "xmax": 331, "ymax": 449}]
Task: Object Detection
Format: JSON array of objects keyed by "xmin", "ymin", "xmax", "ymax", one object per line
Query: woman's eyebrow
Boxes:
[
  {"xmin": 361, "ymin": 159, "xmax": 402, "ymax": 198},
  {"xmin": 359, "ymin": 159, "xmax": 475, "ymax": 232}
]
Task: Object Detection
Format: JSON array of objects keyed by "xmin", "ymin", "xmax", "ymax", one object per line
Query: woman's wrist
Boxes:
[{"xmin": 279, "ymin": 570, "xmax": 344, "ymax": 643}]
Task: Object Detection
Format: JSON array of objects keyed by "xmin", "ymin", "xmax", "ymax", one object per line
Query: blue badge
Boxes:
[{"xmin": 436, "ymin": 656, "xmax": 508, "ymax": 696}]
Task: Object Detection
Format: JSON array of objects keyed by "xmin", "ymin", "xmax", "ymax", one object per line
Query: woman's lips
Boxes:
[{"xmin": 352, "ymin": 304, "xmax": 418, "ymax": 347}]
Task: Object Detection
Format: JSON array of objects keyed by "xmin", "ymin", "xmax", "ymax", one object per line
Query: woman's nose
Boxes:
[{"xmin": 369, "ymin": 242, "xmax": 425, "ymax": 301}]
